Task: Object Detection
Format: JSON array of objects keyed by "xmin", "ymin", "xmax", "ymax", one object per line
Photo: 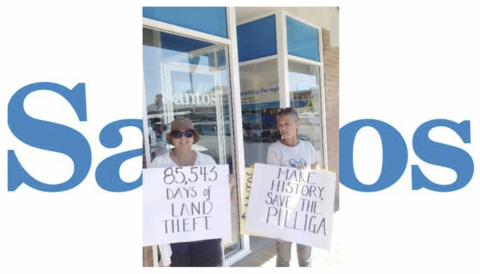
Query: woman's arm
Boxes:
[{"xmin": 310, "ymin": 161, "xmax": 321, "ymax": 170}]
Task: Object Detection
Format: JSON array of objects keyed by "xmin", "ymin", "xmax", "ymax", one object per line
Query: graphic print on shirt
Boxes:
[{"xmin": 289, "ymin": 158, "xmax": 307, "ymax": 168}]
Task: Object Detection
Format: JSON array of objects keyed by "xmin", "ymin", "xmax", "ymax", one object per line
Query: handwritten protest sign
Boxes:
[
  {"xmin": 245, "ymin": 163, "xmax": 336, "ymax": 250},
  {"xmin": 143, "ymin": 165, "xmax": 231, "ymax": 246}
]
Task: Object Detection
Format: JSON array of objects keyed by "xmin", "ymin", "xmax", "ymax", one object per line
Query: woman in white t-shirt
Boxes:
[
  {"xmin": 266, "ymin": 107, "xmax": 320, "ymax": 267},
  {"xmin": 150, "ymin": 118, "xmax": 234, "ymax": 267}
]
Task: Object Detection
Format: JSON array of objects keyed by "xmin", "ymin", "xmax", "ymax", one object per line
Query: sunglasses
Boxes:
[{"xmin": 171, "ymin": 130, "xmax": 195, "ymax": 139}]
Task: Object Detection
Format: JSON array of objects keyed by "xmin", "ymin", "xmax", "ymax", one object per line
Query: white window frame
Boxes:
[{"xmin": 277, "ymin": 10, "xmax": 330, "ymax": 170}]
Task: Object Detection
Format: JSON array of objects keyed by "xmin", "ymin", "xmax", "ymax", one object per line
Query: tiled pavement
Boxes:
[{"xmin": 231, "ymin": 211, "xmax": 340, "ymax": 267}]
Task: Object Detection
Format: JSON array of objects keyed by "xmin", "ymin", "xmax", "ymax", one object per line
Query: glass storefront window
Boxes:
[
  {"xmin": 239, "ymin": 59, "xmax": 280, "ymax": 167},
  {"xmin": 286, "ymin": 16, "xmax": 320, "ymax": 62},
  {"xmin": 143, "ymin": 7, "xmax": 228, "ymax": 38},
  {"xmin": 143, "ymin": 27, "xmax": 241, "ymax": 257},
  {"xmin": 237, "ymin": 15, "xmax": 277, "ymax": 62},
  {"xmin": 288, "ymin": 60, "xmax": 324, "ymax": 168}
]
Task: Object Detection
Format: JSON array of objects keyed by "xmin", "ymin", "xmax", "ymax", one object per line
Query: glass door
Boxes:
[{"xmin": 142, "ymin": 27, "xmax": 241, "ymax": 258}]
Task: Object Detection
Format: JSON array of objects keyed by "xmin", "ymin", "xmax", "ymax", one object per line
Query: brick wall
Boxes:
[
  {"xmin": 322, "ymin": 29, "xmax": 340, "ymax": 210},
  {"xmin": 143, "ymin": 246, "xmax": 154, "ymax": 267}
]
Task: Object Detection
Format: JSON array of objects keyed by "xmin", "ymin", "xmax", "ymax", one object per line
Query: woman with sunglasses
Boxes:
[
  {"xmin": 266, "ymin": 107, "xmax": 320, "ymax": 267},
  {"xmin": 151, "ymin": 117, "xmax": 234, "ymax": 267}
]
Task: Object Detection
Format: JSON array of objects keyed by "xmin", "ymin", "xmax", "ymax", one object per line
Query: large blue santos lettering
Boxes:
[
  {"xmin": 8, "ymin": 82, "xmax": 475, "ymax": 193},
  {"xmin": 412, "ymin": 120, "xmax": 474, "ymax": 191},
  {"xmin": 8, "ymin": 82, "xmax": 91, "ymax": 192},
  {"xmin": 96, "ymin": 120, "xmax": 142, "ymax": 192},
  {"xmin": 340, "ymin": 119, "xmax": 408, "ymax": 192}
]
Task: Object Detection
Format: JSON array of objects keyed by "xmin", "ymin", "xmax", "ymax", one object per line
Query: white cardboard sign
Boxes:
[
  {"xmin": 143, "ymin": 165, "xmax": 231, "ymax": 246},
  {"xmin": 246, "ymin": 163, "xmax": 336, "ymax": 250}
]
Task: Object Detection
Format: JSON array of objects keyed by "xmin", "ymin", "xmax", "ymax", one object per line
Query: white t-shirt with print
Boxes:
[
  {"xmin": 266, "ymin": 140, "xmax": 319, "ymax": 168},
  {"xmin": 151, "ymin": 150, "xmax": 217, "ymax": 168}
]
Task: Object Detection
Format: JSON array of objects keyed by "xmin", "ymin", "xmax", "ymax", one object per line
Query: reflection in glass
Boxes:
[
  {"xmin": 239, "ymin": 59, "xmax": 280, "ymax": 167},
  {"xmin": 288, "ymin": 60, "xmax": 324, "ymax": 168}
]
